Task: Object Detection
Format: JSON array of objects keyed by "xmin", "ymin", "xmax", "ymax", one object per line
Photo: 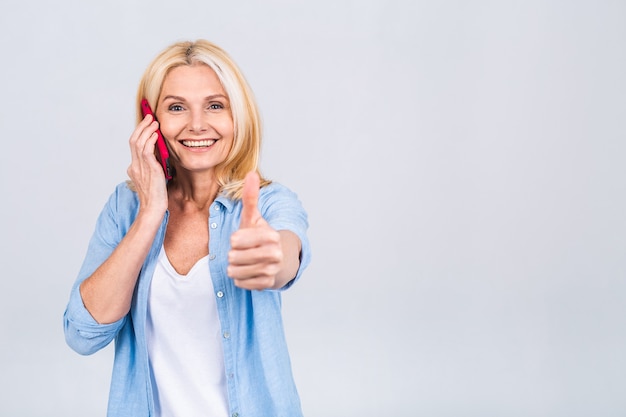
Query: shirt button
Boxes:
[
  {"xmin": 214, "ymin": 205, "xmax": 221, "ymax": 211},
  {"xmin": 217, "ymin": 291, "xmax": 224, "ymax": 298},
  {"xmin": 209, "ymin": 254, "xmax": 216, "ymax": 260},
  {"xmin": 232, "ymin": 413, "xmax": 238, "ymax": 417},
  {"xmin": 223, "ymin": 332, "xmax": 230, "ymax": 339},
  {"xmin": 210, "ymin": 222, "xmax": 217, "ymax": 229}
]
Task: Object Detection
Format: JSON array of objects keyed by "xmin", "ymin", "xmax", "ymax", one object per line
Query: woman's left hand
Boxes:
[{"xmin": 227, "ymin": 172, "xmax": 299, "ymax": 290}]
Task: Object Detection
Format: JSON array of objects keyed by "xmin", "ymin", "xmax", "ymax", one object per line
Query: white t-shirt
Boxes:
[{"xmin": 146, "ymin": 247, "xmax": 229, "ymax": 417}]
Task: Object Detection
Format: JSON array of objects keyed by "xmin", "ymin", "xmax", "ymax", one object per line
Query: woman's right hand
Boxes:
[{"xmin": 127, "ymin": 114, "xmax": 169, "ymax": 217}]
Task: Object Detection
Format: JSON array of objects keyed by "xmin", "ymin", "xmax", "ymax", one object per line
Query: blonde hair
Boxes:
[{"xmin": 135, "ymin": 39, "xmax": 270, "ymax": 199}]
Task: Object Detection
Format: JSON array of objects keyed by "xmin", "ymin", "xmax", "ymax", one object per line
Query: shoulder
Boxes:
[
  {"xmin": 256, "ymin": 182, "xmax": 306, "ymax": 214},
  {"xmin": 259, "ymin": 181, "xmax": 297, "ymax": 201},
  {"xmin": 217, "ymin": 182, "xmax": 307, "ymax": 221},
  {"xmin": 98, "ymin": 182, "xmax": 140, "ymax": 224},
  {"xmin": 256, "ymin": 182, "xmax": 308, "ymax": 227},
  {"xmin": 111, "ymin": 181, "xmax": 140, "ymax": 209},
  {"xmin": 87, "ymin": 182, "xmax": 141, "ymax": 248}
]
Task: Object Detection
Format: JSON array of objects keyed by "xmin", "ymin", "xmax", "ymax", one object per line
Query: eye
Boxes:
[
  {"xmin": 208, "ymin": 102, "xmax": 224, "ymax": 110},
  {"xmin": 168, "ymin": 104, "xmax": 184, "ymax": 112}
]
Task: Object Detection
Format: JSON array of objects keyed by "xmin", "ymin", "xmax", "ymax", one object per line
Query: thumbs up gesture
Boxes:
[{"xmin": 228, "ymin": 172, "xmax": 284, "ymax": 290}]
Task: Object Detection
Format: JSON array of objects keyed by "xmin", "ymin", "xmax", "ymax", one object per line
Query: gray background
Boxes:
[{"xmin": 1, "ymin": 1, "xmax": 625, "ymax": 416}]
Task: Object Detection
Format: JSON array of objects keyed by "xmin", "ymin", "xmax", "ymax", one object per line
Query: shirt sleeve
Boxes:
[
  {"xmin": 63, "ymin": 186, "xmax": 129, "ymax": 355},
  {"xmin": 258, "ymin": 183, "xmax": 312, "ymax": 290}
]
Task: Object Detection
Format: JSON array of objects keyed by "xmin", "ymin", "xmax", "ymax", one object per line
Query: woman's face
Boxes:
[{"xmin": 156, "ymin": 64, "xmax": 234, "ymax": 177}]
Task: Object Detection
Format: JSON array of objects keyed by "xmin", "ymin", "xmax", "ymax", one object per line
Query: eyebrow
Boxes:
[{"xmin": 161, "ymin": 94, "xmax": 229, "ymax": 102}]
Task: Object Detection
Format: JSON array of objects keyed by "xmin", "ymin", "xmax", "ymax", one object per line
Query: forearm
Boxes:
[
  {"xmin": 272, "ymin": 230, "xmax": 302, "ymax": 289},
  {"xmin": 79, "ymin": 211, "xmax": 163, "ymax": 324}
]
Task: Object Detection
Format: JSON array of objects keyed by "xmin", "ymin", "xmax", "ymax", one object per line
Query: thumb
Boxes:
[{"xmin": 240, "ymin": 171, "xmax": 261, "ymax": 228}]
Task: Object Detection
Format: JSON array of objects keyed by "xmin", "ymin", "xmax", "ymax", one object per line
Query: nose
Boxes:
[{"xmin": 188, "ymin": 108, "xmax": 208, "ymax": 133}]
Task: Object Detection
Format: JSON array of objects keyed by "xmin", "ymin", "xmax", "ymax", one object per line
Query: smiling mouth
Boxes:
[{"xmin": 181, "ymin": 139, "xmax": 217, "ymax": 148}]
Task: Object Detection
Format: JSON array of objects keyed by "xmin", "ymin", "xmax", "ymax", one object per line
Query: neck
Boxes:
[{"xmin": 168, "ymin": 170, "xmax": 221, "ymax": 211}]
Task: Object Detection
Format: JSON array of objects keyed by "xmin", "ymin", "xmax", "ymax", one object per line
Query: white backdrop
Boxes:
[{"xmin": 1, "ymin": 1, "xmax": 625, "ymax": 416}]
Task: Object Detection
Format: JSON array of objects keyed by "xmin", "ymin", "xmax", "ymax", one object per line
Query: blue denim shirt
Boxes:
[{"xmin": 64, "ymin": 181, "xmax": 311, "ymax": 417}]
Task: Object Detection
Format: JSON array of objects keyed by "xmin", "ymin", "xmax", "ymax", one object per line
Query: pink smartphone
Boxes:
[{"xmin": 140, "ymin": 98, "xmax": 172, "ymax": 180}]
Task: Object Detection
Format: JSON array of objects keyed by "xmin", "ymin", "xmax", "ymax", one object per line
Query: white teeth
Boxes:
[{"xmin": 182, "ymin": 139, "xmax": 216, "ymax": 147}]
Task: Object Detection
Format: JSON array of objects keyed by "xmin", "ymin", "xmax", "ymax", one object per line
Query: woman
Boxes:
[{"xmin": 64, "ymin": 40, "xmax": 311, "ymax": 417}]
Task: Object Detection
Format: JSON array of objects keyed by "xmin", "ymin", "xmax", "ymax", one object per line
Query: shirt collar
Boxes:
[{"xmin": 215, "ymin": 193, "xmax": 236, "ymax": 212}]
